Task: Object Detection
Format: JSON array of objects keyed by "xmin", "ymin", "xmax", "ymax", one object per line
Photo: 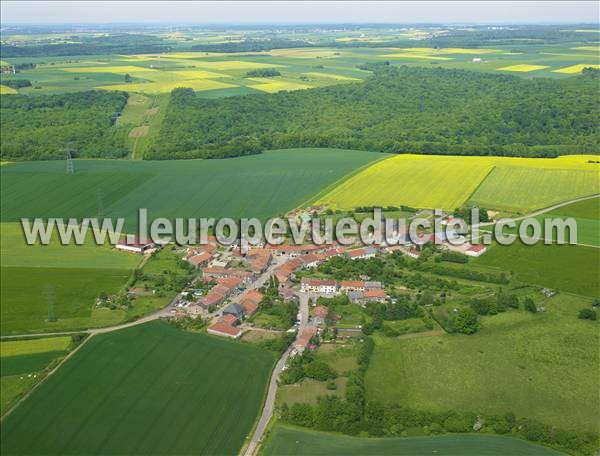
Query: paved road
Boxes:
[
  {"xmin": 475, "ymin": 193, "xmax": 600, "ymax": 228},
  {"xmin": 243, "ymin": 292, "xmax": 310, "ymax": 456}
]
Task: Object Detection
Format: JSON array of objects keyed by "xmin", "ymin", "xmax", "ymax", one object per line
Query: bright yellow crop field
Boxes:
[
  {"xmin": 302, "ymin": 72, "xmax": 360, "ymax": 81},
  {"xmin": 497, "ymin": 64, "xmax": 550, "ymax": 72},
  {"xmin": 248, "ymin": 80, "xmax": 313, "ymax": 93},
  {"xmin": 317, "ymin": 154, "xmax": 600, "ymax": 212},
  {"xmin": 63, "ymin": 65, "xmax": 155, "ymax": 74},
  {"xmin": 316, "ymin": 154, "xmax": 496, "ymax": 211},
  {"xmin": 378, "ymin": 53, "xmax": 454, "ymax": 61},
  {"xmin": 194, "ymin": 60, "xmax": 286, "ymax": 70},
  {"xmin": 0, "ymin": 84, "xmax": 18, "ymax": 95},
  {"xmin": 169, "ymin": 70, "xmax": 232, "ymax": 79},
  {"xmin": 553, "ymin": 64, "xmax": 600, "ymax": 74},
  {"xmin": 97, "ymin": 79, "xmax": 236, "ymax": 94},
  {"xmin": 1, "ymin": 337, "xmax": 72, "ymax": 357}
]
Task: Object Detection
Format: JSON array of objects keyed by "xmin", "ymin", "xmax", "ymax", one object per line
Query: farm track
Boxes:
[{"xmin": 475, "ymin": 193, "xmax": 600, "ymax": 228}]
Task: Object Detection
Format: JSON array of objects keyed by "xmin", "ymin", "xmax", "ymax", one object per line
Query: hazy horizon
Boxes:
[{"xmin": 1, "ymin": 1, "xmax": 599, "ymax": 25}]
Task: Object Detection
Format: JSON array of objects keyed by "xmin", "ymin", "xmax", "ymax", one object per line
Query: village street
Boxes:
[{"xmin": 243, "ymin": 291, "xmax": 309, "ymax": 456}]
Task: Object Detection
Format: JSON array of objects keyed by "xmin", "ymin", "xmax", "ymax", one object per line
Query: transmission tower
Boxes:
[
  {"xmin": 63, "ymin": 142, "xmax": 76, "ymax": 174},
  {"xmin": 45, "ymin": 285, "xmax": 56, "ymax": 323}
]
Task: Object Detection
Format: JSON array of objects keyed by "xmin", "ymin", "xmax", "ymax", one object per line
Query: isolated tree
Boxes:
[{"xmin": 452, "ymin": 308, "xmax": 479, "ymax": 334}]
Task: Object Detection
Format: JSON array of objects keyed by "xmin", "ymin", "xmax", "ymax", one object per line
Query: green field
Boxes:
[
  {"xmin": 1, "ymin": 222, "xmax": 141, "ymax": 335},
  {"xmin": 469, "ymin": 166, "xmax": 600, "ymax": 213},
  {"xmin": 476, "ymin": 242, "xmax": 600, "ymax": 297},
  {"xmin": 317, "ymin": 154, "xmax": 599, "ymax": 213},
  {"xmin": 1, "ymin": 148, "xmax": 384, "ymax": 230},
  {"xmin": 262, "ymin": 425, "xmax": 561, "ymax": 456},
  {"xmin": 365, "ymin": 294, "xmax": 599, "ymax": 433},
  {"xmin": 0, "ymin": 321, "xmax": 275, "ymax": 455},
  {"xmin": 0, "ymin": 336, "xmax": 73, "ymax": 414}
]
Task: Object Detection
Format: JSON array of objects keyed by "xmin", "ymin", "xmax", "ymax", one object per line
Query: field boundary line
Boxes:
[
  {"xmin": 463, "ymin": 164, "xmax": 497, "ymax": 206},
  {"xmin": 0, "ymin": 333, "xmax": 94, "ymax": 422},
  {"xmin": 476, "ymin": 193, "xmax": 600, "ymax": 228},
  {"xmin": 296, "ymin": 152, "xmax": 392, "ymax": 210}
]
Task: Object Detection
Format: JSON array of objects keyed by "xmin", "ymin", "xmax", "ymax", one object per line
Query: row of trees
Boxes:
[
  {"xmin": 148, "ymin": 66, "xmax": 599, "ymax": 159},
  {"xmin": 1, "ymin": 90, "xmax": 129, "ymax": 160}
]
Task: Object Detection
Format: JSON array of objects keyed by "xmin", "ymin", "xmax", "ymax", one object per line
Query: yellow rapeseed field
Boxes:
[
  {"xmin": 552, "ymin": 64, "xmax": 600, "ymax": 74},
  {"xmin": 248, "ymin": 80, "xmax": 313, "ymax": 93},
  {"xmin": 0, "ymin": 84, "xmax": 18, "ymax": 95},
  {"xmin": 497, "ymin": 64, "xmax": 550, "ymax": 72},
  {"xmin": 97, "ymin": 79, "xmax": 237, "ymax": 94},
  {"xmin": 378, "ymin": 53, "xmax": 454, "ymax": 61},
  {"xmin": 302, "ymin": 72, "xmax": 361, "ymax": 81},
  {"xmin": 317, "ymin": 154, "xmax": 600, "ymax": 212}
]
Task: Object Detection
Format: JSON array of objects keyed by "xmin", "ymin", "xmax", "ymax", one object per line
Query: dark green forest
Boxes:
[
  {"xmin": 0, "ymin": 91, "xmax": 129, "ymax": 160},
  {"xmin": 147, "ymin": 66, "xmax": 600, "ymax": 160},
  {"xmin": 0, "ymin": 34, "xmax": 169, "ymax": 58}
]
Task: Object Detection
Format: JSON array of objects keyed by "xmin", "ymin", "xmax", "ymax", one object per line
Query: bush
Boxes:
[
  {"xmin": 524, "ymin": 298, "xmax": 537, "ymax": 313},
  {"xmin": 450, "ymin": 308, "xmax": 479, "ymax": 334},
  {"xmin": 578, "ymin": 308, "xmax": 597, "ymax": 320},
  {"xmin": 304, "ymin": 361, "xmax": 336, "ymax": 381}
]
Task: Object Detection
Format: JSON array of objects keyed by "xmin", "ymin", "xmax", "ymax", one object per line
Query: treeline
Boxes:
[
  {"xmin": 2, "ymin": 79, "xmax": 32, "ymax": 89},
  {"xmin": 1, "ymin": 90, "xmax": 129, "ymax": 160},
  {"xmin": 191, "ymin": 39, "xmax": 315, "ymax": 53},
  {"xmin": 282, "ymin": 399, "xmax": 598, "ymax": 456},
  {"xmin": 0, "ymin": 34, "xmax": 169, "ymax": 57},
  {"xmin": 245, "ymin": 68, "xmax": 281, "ymax": 77},
  {"xmin": 149, "ymin": 66, "xmax": 599, "ymax": 159}
]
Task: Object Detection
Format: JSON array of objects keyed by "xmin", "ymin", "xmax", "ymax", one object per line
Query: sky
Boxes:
[{"xmin": 1, "ymin": 1, "xmax": 598, "ymax": 24}]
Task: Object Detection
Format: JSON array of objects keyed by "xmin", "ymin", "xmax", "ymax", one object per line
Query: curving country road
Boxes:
[
  {"xmin": 243, "ymin": 292, "xmax": 310, "ymax": 456},
  {"xmin": 474, "ymin": 193, "xmax": 600, "ymax": 228}
]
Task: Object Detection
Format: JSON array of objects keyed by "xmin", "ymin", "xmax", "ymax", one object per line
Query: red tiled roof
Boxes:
[
  {"xmin": 301, "ymin": 278, "xmax": 337, "ymax": 287},
  {"xmin": 200, "ymin": 291, "xmax": 225, "ymax": 307},
  {"xmin": 467, "ymin": 244, "xmax": 487, "ymax": 252},
  {"xmin": 219, "ymin": 314, "xmax": 238, "ymax": 325},
  {"xmin": 340, "ymin": 280, "xmax": 365, "ymax": 288},
  {"xmin": 208, "ymin": 322, "xmax": 241, "ymax": 337},
  {"xmin": 364, "ymin": 289, "xmax": 386, "ymax": 299},
  {"xmin": 188, "ymin": 251, "xmax": 212, "ymax": 266}
]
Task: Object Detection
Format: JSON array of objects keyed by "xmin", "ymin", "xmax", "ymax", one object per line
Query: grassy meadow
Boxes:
[
  {"xmin": 0, "ymin": 321, "xmax": 275, "ymax": 455},
  {"xmin": 317, "ymin": 154, "xmax": 599, "ymax": 213},
  {"xmin": 0, "ymin": 222, "xmax": 141, "ymax": 335},
  {"xmin": 0, "ymin": 335, "xmax": 74, "ymax": 414},
  {"xmin": 263, "ymin": 425, "xmax": 561, "ymax": 456},
  {"xmin": 365, "ymin": 294, "xmax": 599, "ymax": 433},
  {"xmin": 1, "ymin": 148, "xmax": 384, "ymax": 231}
]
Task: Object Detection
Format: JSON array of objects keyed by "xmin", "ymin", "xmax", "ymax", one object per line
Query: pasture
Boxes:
[
  {"xmin": 262, "ymin": 425, "xmax": 561, "ymax": 456},
  {"xmin": 317, "ymin": 154, "xmax": 599, "ymax": 213},
  {"xmin": 365, "ymin": 294, "xmax": 599, "ymax": 432},
  {"xmin": 1, "ymin": 335, "xmax": 73, "ymax": 414},
  {"xmin": 1, "ymin": 148, "xmax": 384, "ymax": 231},
  {"xmin": 0, "ymin": 321, "xmax": 275, "ymax": 455},
  {"xmin": 0, "ymin": 222, "xmax": 140, "ymax": 335},
  {"xmin": 475, "ymin": 242, "xmax": 600, "ymax": 297}
]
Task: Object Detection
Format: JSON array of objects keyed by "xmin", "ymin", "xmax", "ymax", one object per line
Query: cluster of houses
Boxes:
[
  {"xmin": 206, "ymin": 289, "xmax": 264, "ymax": 339},
  {"xmin": 300, "ymin": 278, "xmax": 387, "ymax": 304}
]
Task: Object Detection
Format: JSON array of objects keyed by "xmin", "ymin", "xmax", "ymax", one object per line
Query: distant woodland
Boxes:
[
  {"xmin": 0, "ymin": 91, "xmax": 129, "ymax": 160},
  {"xmin": 147, "ymin": 66, "xmax": 600, "ymax": 160}
]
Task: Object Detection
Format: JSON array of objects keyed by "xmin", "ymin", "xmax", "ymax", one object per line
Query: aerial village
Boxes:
[{"xmin": 115, "ymin": 208, "xmax": 488, "ymax": 355}]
